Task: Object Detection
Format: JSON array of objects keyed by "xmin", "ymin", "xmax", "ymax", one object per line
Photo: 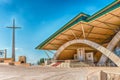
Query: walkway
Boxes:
[{"xmin": 0, "ymin": 65, "xmax": 120, "ymax": 80}]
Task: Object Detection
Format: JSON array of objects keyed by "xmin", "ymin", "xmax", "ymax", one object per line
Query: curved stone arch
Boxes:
[
  {"xmin": 54, "ymin": 39, "xmax": 120, "ymax": 66},
  {"xmin": 98, "ymin": 31, "xmax": 120, "ymax": 64}
]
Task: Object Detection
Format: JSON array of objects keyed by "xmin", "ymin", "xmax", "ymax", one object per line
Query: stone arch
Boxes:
[
  {"xmin": 98, "ymin": 31, "xmax": 120, "ymax": 64},
  {"xmin": 54, "ymin": 39, "xmax": 120, "ymax": 66}
]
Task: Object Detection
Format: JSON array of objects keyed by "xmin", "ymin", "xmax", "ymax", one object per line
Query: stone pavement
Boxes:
[{"xmin": 0, "ymin": 65, "xmax": 120, "ymax": 80}]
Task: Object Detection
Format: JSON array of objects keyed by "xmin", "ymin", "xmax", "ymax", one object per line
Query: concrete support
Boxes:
[
  {"xmin": 98, "ymin": 31, "xmax": 120, "ymax": 64},
  {"xmin": 54, "ymin": 39, "xmax": 120, "ymax": 66},
  {"xmin": 4, "ymin": 49, "xmax": 7, "ymax": 59},
  {"xmin": 87, "ymin": 71, "xmax": 107, "ymax": 80},
  {"xmin": 86, "ymin": 52, "xmax": 94, "ymax": 62},
  {"xmin": 77, "ymin": 48, "xmax": 85, "ymax": 61},
  {"xmin": 74, "ymin": 54, "xmax": 77, "ymax": 60}
]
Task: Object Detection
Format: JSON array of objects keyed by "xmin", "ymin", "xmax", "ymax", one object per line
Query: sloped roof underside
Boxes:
[
  {"xmin": 36, "ymin": 1, "xmax": 120, "ymax": 60},
  {"xmin": 36, "ymin": 1, "xmax": 120, "ymax": 52}
]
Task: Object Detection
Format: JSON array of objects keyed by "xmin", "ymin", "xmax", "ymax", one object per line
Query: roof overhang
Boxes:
[{"xmin": 36, "ymin": 0, "xmax": 120, "ymax": 53}]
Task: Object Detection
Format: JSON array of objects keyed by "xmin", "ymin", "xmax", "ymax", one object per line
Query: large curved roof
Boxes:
[{"xmin": 36, "ymin": 0, "xmax": 120, "ymax": 52}]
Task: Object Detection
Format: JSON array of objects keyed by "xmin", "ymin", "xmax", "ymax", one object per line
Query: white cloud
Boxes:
[{"xmin": 15, "ymin": 48, "xmax": 23, "ymax": 52}]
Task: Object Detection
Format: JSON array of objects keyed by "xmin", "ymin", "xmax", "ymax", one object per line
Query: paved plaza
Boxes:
[{"xmin": 0, "ymin": 65, "xmax": 120, "ymax": 80}]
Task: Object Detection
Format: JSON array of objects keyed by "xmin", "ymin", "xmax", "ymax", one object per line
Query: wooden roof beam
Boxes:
[
  {"xmin": 61, "ymin": 33, "xmax": 105, "ymax": 40},
  {"xmin": 49, "ymin": 43, "xmax": 63, "ymax": 46},
  {"xmin": 61, "ymin": 33, "xmax": 75, "ymax": 37},
  {"xmin": 47, "ymin": 43, "xmax": 60, "ymax": 48},
  {"xmin": 70, "ymin": 29, "xmax": 78, "ymax": 39},
  {"xmin": 86, "ymin": 26, "xmax": 94, "ymax": 39},
  {"xmin": 95, "ymin": 19, "xmax": 117, "ymax": 31},
  {"xmin": 69, "ymin": 28, "xmax": 83, "ymax": 38},
  {"xmin": 101, "ymin": 33, "xmax": 116, "ymax": 44},
  {"xmin": 81, "ymin": 22, "xmax": 114, "ymax": 30},
  {"xmin": 49, "ymin": 43, "xmax": 89, "ymax": 47},
  {"xmin": 54, "ymin": 38, "xmax": 69, "ymax": 42},
  {"xmin": 95, "ymin": 19, "xmax": 120, "ymax": 26},
  {"xmin": 66, "ymin": 47, "xmax": 94, "ymax": 50},
  {"xmin": 109, "ymin": 13, "xmax": 120, "ymax": 19},
  {"xmin": 69, "ymin": 28, "xmax": 111, "ymax": 36}
]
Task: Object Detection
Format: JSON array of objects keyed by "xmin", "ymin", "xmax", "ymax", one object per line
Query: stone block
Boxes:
[
  {"xmin": 14, "ymin": 62, "xmax": 21, "ymax": 65},
  {"xmin": 87, "ymin": 71, "xmax": 107, "ymax": 80},
  {"xmin": 4, "ymin": 58, "xmax": 13, "ymax": 63}
]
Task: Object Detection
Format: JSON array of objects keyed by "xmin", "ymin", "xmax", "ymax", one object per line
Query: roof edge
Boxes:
[
  {"xmin": 36, "ymin": 0, "xmax": 120, "ymax": 50},
  {"xmin": 35, "ymin": 12, "xmax": 90, "ymax": 49}
]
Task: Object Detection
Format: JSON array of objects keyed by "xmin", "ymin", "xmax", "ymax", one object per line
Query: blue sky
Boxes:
[{"xmin": 0, "ymin": 0, "xmax": 114, "ymax": 64}]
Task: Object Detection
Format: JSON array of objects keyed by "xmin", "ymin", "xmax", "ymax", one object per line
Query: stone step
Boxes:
[{"xmin": 70, "ymin": 62, "xmax": 90, "ymax": 67}]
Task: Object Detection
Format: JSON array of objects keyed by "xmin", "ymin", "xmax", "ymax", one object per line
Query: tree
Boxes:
[
  {"xmin": 37, "ymin": 58, "xmax": 44, "ymax": 65},
  {"xmin": 37, "ymin": 58, "xmax": 53, "ymax": 65}
]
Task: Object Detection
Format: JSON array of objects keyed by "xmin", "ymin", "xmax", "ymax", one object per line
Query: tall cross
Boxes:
[{"xmin": 7, "ymin": 19, "xmax": 21, "ymax": 61}]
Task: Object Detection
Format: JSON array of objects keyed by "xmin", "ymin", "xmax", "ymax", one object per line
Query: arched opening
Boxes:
[
  {"xmin": 21, "ymin": 61, "xmax": 24, "ymax": 64},
  {"xmin": 54, "ymin": 39, "xmax": 120, "ymax": 66},
  {"xmin": 56, "ymin": 43, "xmax": 101, "ymax": 62}
]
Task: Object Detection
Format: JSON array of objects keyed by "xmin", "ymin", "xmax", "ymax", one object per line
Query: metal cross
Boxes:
[{"xmin": 7, "ymin": 19, "xmax": 21, "ymax": 61}]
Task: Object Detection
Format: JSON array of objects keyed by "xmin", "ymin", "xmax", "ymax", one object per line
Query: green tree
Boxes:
[{"xmin": 37, "ymin": 58, "xmax": 44, "ymax": 65}]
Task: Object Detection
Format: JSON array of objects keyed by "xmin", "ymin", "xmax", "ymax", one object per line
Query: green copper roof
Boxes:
[{"xmin": 36, "ymin": 0, "xmax": 120, "ymax": 49}]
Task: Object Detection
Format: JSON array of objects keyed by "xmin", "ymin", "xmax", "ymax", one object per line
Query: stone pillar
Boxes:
[
  {"xmin": 87, "ymin": 71, "xmax": 107, "ymax": 80},
  {"xmin": 74, "ymin": 54, "xmax": 77, "ymax": 60},
  {"xmin": 86, "ymin": 52, "xmax": 94, "ymax": 63},
  {"xmin": 77, "ymin": 48, "xmax": 85, "ymax": 61},
  {"xmin": 99, "ymin": 31, "xmax": 120, "ymax": 64},
  {"xmin": 4, "ymin": 49, "xmax": 7, "ymax": 59},
  {"xmin": 44, "ymin": 59, "xmax": 48, "ymax": 66},
  {"xmin": 100, "ymin": 71, "xmax": 107, "ymax": 80}
]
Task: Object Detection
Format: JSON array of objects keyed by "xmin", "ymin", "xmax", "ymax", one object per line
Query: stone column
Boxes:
[
  {"xmin": 77, "ymin": 48, "xmax": 85, "ymax": 61},
  {"xmin": 4, "ymin": 49, "xmax": 7, "ymax": 59},
  {"xmin": 74, "ymin": 54, "xmax": 77, "ymax": 60},
  {"xmin": 86, "ymin": 52, "xmax": 94, "ymax": 63}
]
